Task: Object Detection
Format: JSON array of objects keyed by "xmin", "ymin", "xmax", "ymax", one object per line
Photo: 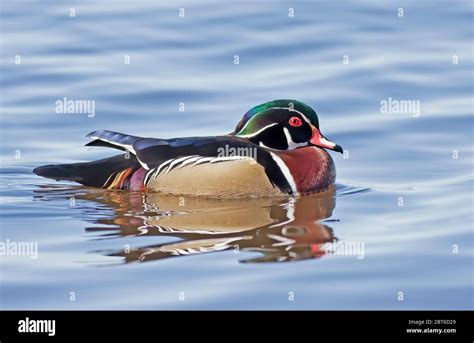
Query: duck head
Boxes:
[{"xmin": 233, "ymin": 99, "xmax": 343, "ymax": 153}]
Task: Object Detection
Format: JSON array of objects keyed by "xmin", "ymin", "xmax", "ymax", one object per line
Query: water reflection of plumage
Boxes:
[{"xmin": 80, "ymin": 190, "xmax": 337, "ymax": 264}]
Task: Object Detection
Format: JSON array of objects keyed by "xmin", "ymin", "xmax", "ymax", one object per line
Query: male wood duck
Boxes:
[{"xmin": 34, "ymin": 99, "xmax": 343, "ymax": 197}]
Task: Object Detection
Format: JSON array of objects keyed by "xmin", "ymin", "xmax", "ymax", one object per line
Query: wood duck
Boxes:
[{"xmin": 34, "ymin": 99, "xmax": 343, "ymax": 197}]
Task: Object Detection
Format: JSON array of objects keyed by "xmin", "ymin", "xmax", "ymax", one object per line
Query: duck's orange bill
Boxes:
[{"xmin": 310, "ymin": 126, "xmax": 343, "ymax": 153}]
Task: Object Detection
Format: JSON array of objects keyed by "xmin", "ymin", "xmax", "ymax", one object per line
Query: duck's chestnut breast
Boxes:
[{"xmin": 276, "ymin": 147, "xmax": 336, "ymax": 195}]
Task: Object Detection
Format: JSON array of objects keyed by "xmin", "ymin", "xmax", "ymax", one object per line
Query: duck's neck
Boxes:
[{"xmin": 277, "ymin": 147, "xmax": 336, "ymax": 195}]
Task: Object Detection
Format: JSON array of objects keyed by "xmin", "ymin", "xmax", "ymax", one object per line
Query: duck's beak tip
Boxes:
[{"xmin": 334, "ymin": 144, "xmax": 344, "ymax": 154}]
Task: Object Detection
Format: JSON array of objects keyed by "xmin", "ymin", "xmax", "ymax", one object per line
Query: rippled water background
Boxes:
[{"xmin": 1, "ymin": 1, "xmax": 472, "ymax": 309}]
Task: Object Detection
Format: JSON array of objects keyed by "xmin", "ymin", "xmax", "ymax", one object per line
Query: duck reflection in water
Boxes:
[{"xmin": 75, "ymin": 189, "xmax": 338, "ymax": 264}]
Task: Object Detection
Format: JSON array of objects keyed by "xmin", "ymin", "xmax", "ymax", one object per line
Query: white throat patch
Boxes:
[{"xmin": 283, "ymin": 127, "xmax": 308, "ymax": 150}]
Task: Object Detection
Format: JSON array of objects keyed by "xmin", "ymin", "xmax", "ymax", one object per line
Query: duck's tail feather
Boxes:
[
  {"xmin": 85, "ymin": 130, "xmax": 143, "ymax": 154},
  {"xmin": 33, "ymin": 154, "xmax": 143, "ymax": 189}
]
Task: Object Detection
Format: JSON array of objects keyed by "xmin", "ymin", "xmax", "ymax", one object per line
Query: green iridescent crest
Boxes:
[{"xmin": 234, "ymin": 99, "xmax": 319, "ymax": 136}]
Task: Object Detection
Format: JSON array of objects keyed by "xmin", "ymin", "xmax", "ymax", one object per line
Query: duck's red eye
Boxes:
[{"xmin": 288, "ymin": 116, "xmax": 302, "ymax": 127}]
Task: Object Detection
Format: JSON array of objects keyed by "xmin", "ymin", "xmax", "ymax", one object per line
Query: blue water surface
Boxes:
[{"xmin": 0, "ymin": 1, "xmax": 472, "ymax": 309}]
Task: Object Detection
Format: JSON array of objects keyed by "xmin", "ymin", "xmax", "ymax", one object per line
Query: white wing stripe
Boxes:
[
  {"xmin": 192, "ymin": 157, "xmax": 213, "ymax": 166},
  {"xmin": 164, "ymin": 155, "xmax": 198, "ymax": 175},
  {"xmin": 176, "ymin": 156, "xmax": 202, "ymax": 169},
  {"xmin": 210, "ymin": 156, "xmax": 252, "ymax": 163},
  {"xmin": 145, "ymin": 155, "xmax": 254, "ymax": 185},
  {"xmin": 88, "ymin": 135, "xmax": 137, "ymax": 155},
  {"xmin": 155, "ymin": 158, "xmax": 174, "ymax": 177}
]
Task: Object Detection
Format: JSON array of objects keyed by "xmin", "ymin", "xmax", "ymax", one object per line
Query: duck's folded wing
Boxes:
[
  {"xmin": 85, "ymin": 132, "xmax": 293, "ymax": 194},
  {"xmin": 131, "ymin": 136, "xmax": 236, "ymax": 169},
  {"xmin": 86, "ymin": 131, "xmax": 239, "ymax": 168}
]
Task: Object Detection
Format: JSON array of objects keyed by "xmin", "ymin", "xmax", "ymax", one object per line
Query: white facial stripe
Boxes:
[
  {"xmin": 238, "ymin": 104, "xmax": 310, "ymax": 133},
  {"xmin": 299, "ymin": 113, "xmax": 312, "ymax": 125},
  {"xmin": 237, "ymin": 106, "xmax": 314, "ymax": 139},
  {"xmin": 283, "ymin": 127, "xmax": 308, "ymax": 150},
  {"xmin": 269, "ymin": 152, "xmax": 299, "ymax": 195},
  {"xmin": 237, "ymin": 122, "xmax": 278, "ymax": 138},
  {"xmin": 236, "ymin": 110, "xmax": 267, "ymax": 134},
  {"xmin": 271, "ymin": 106, "xmax": 312, "ymax": 125}
]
